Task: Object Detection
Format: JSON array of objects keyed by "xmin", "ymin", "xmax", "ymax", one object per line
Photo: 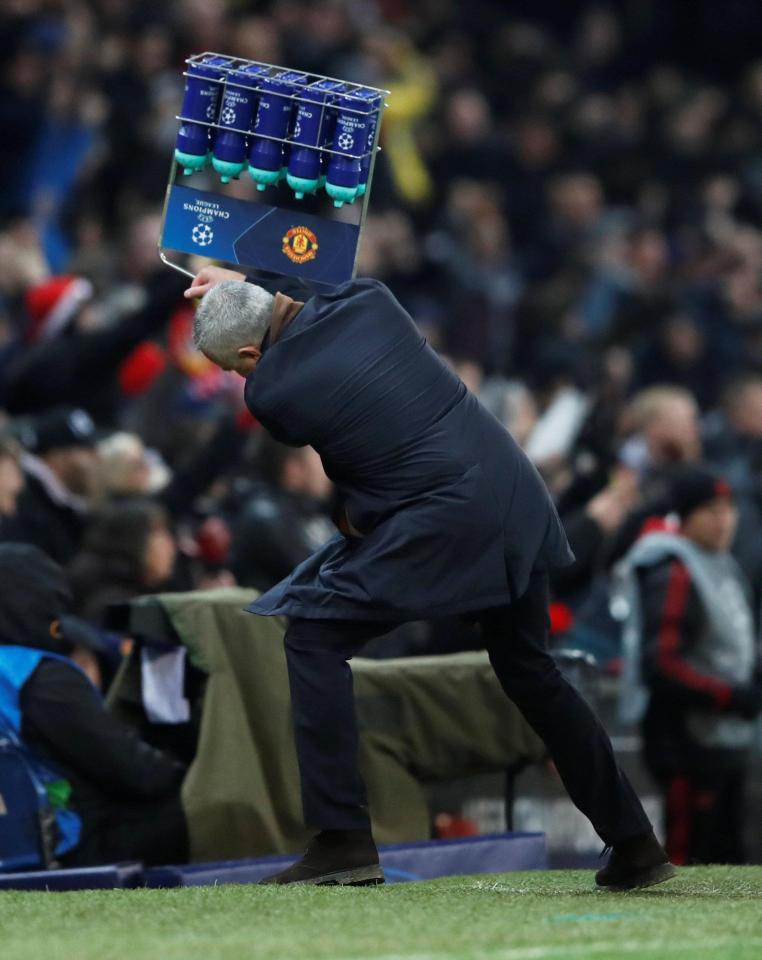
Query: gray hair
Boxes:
[{"xmin": 193, "ymin": 280, "xmax": 274, "ymax": 367}]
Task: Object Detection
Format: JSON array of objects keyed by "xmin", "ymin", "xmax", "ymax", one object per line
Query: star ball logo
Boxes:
[
  {"xmin": 192, "ymin": 222, "xmax": 214, "ymax": 247},
  {"xmin": 282, "ymin": 225, "xmax": 318, "ymax": 264}
]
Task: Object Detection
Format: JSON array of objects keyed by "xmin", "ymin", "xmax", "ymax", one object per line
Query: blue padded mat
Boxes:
[
  {"xmin": 0, "ymin": 862, "xmax": 143, "ymax": 891},
  {"xmin": 0, "ymin": 833, "xmax": 546, "ymax": 890},
  {"xmin": 145, "ymin": 832, "xmax": 546, "ymax": 887}
]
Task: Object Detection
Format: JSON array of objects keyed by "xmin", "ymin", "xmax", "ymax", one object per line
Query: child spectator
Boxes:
[{"xmin": 618, "ymin": 467, "xmax": 762, "ymax": 864}]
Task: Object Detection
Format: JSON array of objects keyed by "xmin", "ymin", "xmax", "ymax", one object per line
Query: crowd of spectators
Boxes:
[{"xmin": 1, "ymin": 0, "xmax": 762, "ymax": 865}]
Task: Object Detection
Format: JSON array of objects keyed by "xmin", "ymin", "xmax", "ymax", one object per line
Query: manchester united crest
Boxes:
[{"xmin": 282, "ymin": 225, "xmax": 319, "ymax": 264}]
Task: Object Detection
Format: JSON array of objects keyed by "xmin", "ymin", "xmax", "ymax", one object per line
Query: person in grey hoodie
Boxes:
[{"xmin": 617, "ymin": 466, "xmax": 762, "ymax": 864}]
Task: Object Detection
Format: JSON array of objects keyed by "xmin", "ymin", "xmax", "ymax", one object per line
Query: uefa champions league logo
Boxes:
[
  {"xmin": 192, "ymin": 222, "xmax": 214, "ymax": 247},
  {"xmin": 338, "ymin": 132, "xmax": 354, "ymax": 151},
  {"xmin": 293, "ymin": 120, "xmax": 302, "ymax": 138},
  {"xmin": 221, "ymin": 106, "xmax": 236, "ymax": 125},
  {"xmin": 205, "ymin": 103, "xmax": 217, "ymax": 120}
]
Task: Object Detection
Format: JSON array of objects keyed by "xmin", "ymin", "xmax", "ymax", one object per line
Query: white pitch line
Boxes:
[
  {"xmin": 493, "ymin": 940, "xmax": 762, "ymax": 960},
  {"xmin": 343, "ymin": 936, "xmax": 762, "ymax": 960}
]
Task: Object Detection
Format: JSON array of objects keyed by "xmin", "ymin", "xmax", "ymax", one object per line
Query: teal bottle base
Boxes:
[
  {"xmin": 212, "ymin": 157, "xmax": 246, "ymax": 184},
  {"xmin": 286, "ymin": 173, "xmax": 319, "ymax": 199},
  {"xmin": 248, "ymin": 166, "xmax": 282, "ymax": 191},
  {"xmin": 175, "ymin": 149, "xmax": 209, "ymax": 176},
  {"xmin": 326, "ymin": 182, "xmax": 359, "ymax": 208}
]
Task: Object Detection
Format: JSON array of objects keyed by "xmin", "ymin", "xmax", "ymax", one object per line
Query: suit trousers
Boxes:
[{"xmin": 283, "ymin": 570, "xmax": 652, "ymax": 845}]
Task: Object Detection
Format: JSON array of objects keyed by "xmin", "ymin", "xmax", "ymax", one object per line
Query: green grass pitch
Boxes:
[{"xmin": 2, "ymin": 867, "xmax": 762, "ymax": 960}]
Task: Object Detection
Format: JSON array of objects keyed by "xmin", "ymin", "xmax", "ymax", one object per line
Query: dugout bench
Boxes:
[{"xmin": 109, "ymin": 588, "xmax": 545, "ymax": 862}]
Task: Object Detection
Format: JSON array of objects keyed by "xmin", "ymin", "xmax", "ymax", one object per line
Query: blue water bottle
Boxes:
[
  {"xmin": 324, "ymin": 91, "xmax": 371, "ymax": 207},
  {"xmin": 318, "ymin": 95, "xmax": 340, "ymax": 191},
  {"xmin": 247, "ymin": 71, "xmax": 307, "ymax": 192},
  {"xmin": 212, "ymin": 64, "xmax": 268, "ymax": 183},
  {"xmin": 175, "ymin": 56, "xmax": 231, "ymax": 176},
  {"xmin": 355, "ymin": 88, "xmax": 383, "ymax": 198},
  {"xmin": 277, "ymin": 71, "xmax": 308, "ymax": 182},
  {"xmin": 286, "ymin": 79, "xmax": 345, "ymax": 199}
]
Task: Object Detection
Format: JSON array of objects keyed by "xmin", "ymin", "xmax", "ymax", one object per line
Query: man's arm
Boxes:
[
  {"xmin": 21, "ymin": 659, "xmax": 187, "ymax": 800},
  {"xmin": 5, "ymin": 272, "xmax": 187, "ymax": 415}
]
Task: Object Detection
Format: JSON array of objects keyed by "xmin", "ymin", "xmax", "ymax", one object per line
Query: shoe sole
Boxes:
[
  {"xmin": 598, "ymin": 862, "xmax": 677, "ymax": 891},
  {"xmin": 292, "ymin": 864, "xmax": 385, "ymax": 887}
]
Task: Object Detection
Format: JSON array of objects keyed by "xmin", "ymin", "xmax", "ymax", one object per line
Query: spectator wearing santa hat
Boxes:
[
  {"xmin": 3, "ymin": 270, "xmax": 187, "ymax": 424},
  {"xmin": 24, "ymin": 275, "xmax": 95, "ymax": 345}
]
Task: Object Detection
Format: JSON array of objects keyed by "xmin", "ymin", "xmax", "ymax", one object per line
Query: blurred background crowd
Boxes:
[{"xmin": 1, "ymin": 0, "xmax": 762, "ymax": 866}]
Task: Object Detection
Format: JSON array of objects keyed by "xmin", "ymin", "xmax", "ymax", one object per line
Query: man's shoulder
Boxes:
[
  {"xmin": 334, "ymin": 276, "xmax": 386, "ymax": 290},
  {"xmin": 17, "ymin": 473, "xmax": 71, "ymax": 517},
  {"xmin": 14, "ymin": 475, "xmax": 51, "ymax": 518},
  {"xmin": 323, "ymin": 277, "xmax": 411, "ymax": 324},
  {"xmin": 318, "ymin": 276, "xmax": 392, "ymax": 304},
  {"xmin": 296, "ymin": 277, "xmax": 404, "ymax": 331}
]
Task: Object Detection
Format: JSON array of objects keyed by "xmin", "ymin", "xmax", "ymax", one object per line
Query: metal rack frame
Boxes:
[{"xmin": 158, "ymin": 53, "xmax": 389, "ymax": 281}]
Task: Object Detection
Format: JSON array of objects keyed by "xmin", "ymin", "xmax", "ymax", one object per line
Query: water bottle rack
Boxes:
[{"xmin": 158, "ymin": 53, "xmax": 389, "ymax": 285}]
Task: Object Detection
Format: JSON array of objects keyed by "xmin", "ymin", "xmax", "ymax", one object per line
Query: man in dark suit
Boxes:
[{"xmin": 187, "ymin": 266, "xmax": 673, "ymax": 890}]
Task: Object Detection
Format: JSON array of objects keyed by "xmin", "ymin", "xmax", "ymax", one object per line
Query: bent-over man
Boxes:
[{"xmin": 186, "ymin": 265, "xmax": 673, "ymax": 889}]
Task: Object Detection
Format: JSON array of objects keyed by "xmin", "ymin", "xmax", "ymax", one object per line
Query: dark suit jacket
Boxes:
[{"xmin": 244, "ymin": 278, "xmax": 573, "ymax": 620}]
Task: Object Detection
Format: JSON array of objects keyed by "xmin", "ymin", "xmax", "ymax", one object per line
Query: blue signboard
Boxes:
[{"xmin": 161, "ymin": 184, "xmax": 361, "ymax": 284}]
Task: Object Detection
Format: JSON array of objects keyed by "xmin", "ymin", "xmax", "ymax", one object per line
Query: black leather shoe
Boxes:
[
  {"xmin": 259, "ymin": 829, "xmax": 385, "ymax": 886},
  {"xmin": 595, "ymin": 831, "xmax": 676, "ymax": 890}
]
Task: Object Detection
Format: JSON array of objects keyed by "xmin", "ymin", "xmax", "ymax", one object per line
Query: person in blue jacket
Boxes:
[
  {"xmin": 186, "ymin": 266, "xmax": 672, "ymax": 890},
  {"xmin": 0, "ymin": 543, "xmax": 188, "ymax": 868}
]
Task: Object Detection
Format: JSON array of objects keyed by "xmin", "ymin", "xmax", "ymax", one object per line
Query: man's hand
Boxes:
[
  {"xmin": 585, "ymin": 467, "xmax": 639, "ymax": 534},
  {"xmin": 184, "ymin": 266, "xmax": 246, "ymax": 299}
]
